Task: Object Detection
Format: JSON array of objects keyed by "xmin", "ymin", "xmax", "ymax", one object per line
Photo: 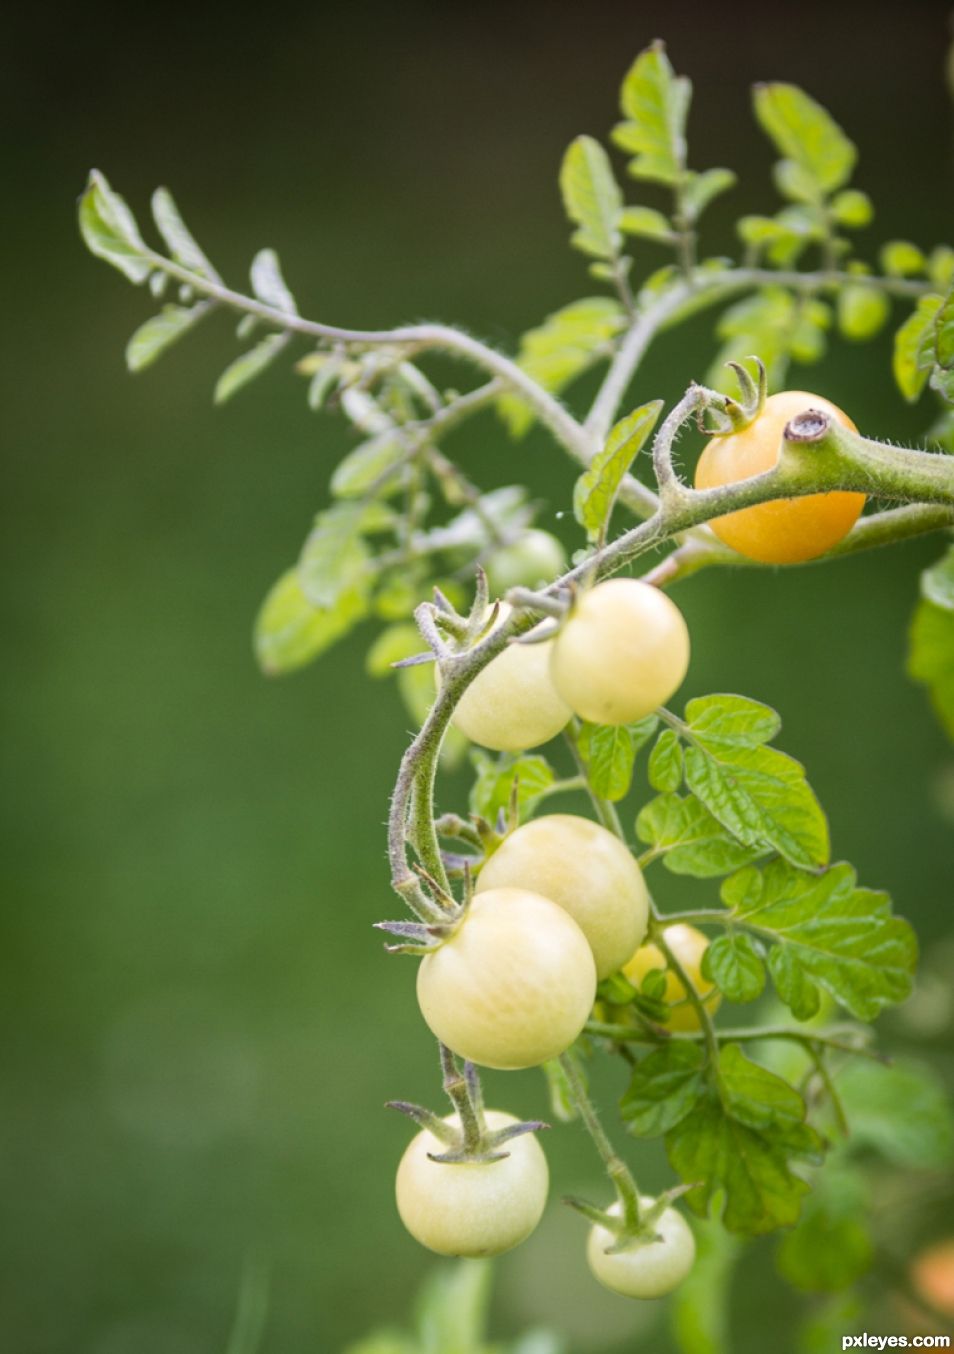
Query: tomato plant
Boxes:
[{"xmin": 80, "ymin": 30, "xmax": 954, "ymax": 1354}]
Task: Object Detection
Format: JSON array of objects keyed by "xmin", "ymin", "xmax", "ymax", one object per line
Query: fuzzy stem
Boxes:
[{"xmin": 558, "ymin": 1051, "xmax": 642, "ymax": 1229}]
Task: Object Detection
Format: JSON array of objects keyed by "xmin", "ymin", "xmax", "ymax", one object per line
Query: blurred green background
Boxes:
[{"xmin": 4, "ymin": 2, "xmax": 954, "ymax": 1350}]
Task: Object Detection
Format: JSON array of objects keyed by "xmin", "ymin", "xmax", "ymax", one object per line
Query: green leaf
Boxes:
[
  {"xmin": 930, "ymin": 246, "xmax": 954, "ymax": 290},
  {"xmin": 753, "ymin": 84, "xmax": 856, "ymax": 194},
  {"xmin": 618, "ymin": 206, "xmax": 673, "ymax": 242},
  {"xmin": 648, "ymin": 728, "xmax": 683, "ymax": 792},
  {"xmin": 214, "ymin": 332, "xmax": 289, "ymax": 404},
  {"xmin": 151, "ymin": 187, "xmax": 218, "ymax": 279},
  {"xmin": 708, "ymin": 286, "xmax": 798, "ymax": 391},
  {"xmin": 635, "ymin": 793, "xmax": 764, "ymax": 878},
  {"xmin": 573, "ymin": 401, "xmax": 663, "ymax": 539},
  {"xmin": 125, "ymin": 303, "xmax": 209, "ymax": 371},
  {"xmin": 250, "ymin": 247, "xmax": 298, "ymax": 315},
  {"xmin": 670, "ymin": 1218, "xmax": 742, "ymax": 1354},
  {"xmin": 365, "ymin": 623, "xmax": 424, "ymax": 678},
  {"xmin": 921, "ymin": 544, "xmax": 954, "ymax": 610},
  {"xmin": 830, "ymin": 189, "xmax": 873, "ymax": 228},
  {"xmin": 681, "ymin": 695, "xmax": 829, "ymax": 870},
  {"xmin": 776, "ymin": 1168, "xmax": 873, "ymax": 1293},
  {"xmin": 908, "ymin": 594, "xmax": 954, "ymax": 740},
  {"xmin": 559, "ymin": 136, "xmax": 623, "ymax": 261},
  {"xmin": 796, "ymin": 1295, "xmax": 864, "ymax": 1354},
  {"xmin": 880, "ymin": 240, "xmax": 927, "ymax": 278},
  {"xmin": 836, "ymin": 285, "xmax": 890, "ymax": 341},
  {"xmin": 331, "ymin": 433, "xmax": 408, "ymax": 498},
  {"xmin": 613, "ymin": 41, "xmax": 690, "ymax": 185},
  {"xmin": 666, "ymin": 1044, "xmax": 824, "ymax": 1234},
  {"xmin": 298, "ymin": 503, "xmax": 374, "ymax": 609},
  {"xmin": 621, "ymin": 1041, "xmax": 706, "ymax": 1137},
  {"xmin": 577, "ymin": 715, "xmax": 657, "ymax": 801},
  {"xmin": 469, "ymin": 751, "xmax": 555, "ymax": 825},
  {"xmin": 767, "ymin": 945, "xmax": 821, "ymax": 1021},
  {"xmin": 683, "ymin": 169, "xmax": 736, "ymax": 223},
  {"xmin": 893, "ymin": 295, "xmax": 943, "ymax": 402},
  {"xmin": 721, "ymin": 858, "xmax": 917, "ymax": 1021},
  {"xmin": 704, "ymin": 932, "xmax": 765, "ymax": 1003},
  {"xmin": 253, "ymin": 568, "xmax": 366, "ymax": 676},
  {"xmin": 837, "ymin": 1058, "xmax": 954, "ymax": 1169},
  {"xmin": 78, "ymin": 170, "xmax": 151, "ymax": 284},
  {"xmin": 498, "ymin": 297, "xmax": 625, "ymax": 436}
]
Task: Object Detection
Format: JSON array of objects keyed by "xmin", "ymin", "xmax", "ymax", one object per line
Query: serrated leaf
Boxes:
[
  {"xmin": 704, "ymin": 932, "xmax": 765, "ymax": 1003},
  {"xmin": 880, "ymin": 240, "xmax": 927, "ymax": 278},
  {"xmin": 498, "ymin": 297, "xmax": 625, "ymax": 437},
  {"xmin": 298, "ymin": 503, "xmax": 374, "ymax": 609},
  {"xmin": 635, "ymin": 793, "xmax": 764, "ymax": 878},
  {"xmin": 666, "ymin": 1044, "xmax": 824, "ymax": 1235},
  {"xmin": 893, "ymin": 295, "xmax": 943, "ymax": 402},
  {"xmin": 648, "ymin": 728, "xmax": 683, "ymax": 792},
  {"xmin": 573, "ymin": 400, "xmax": 662, "ymax": 539},
  {"xmin": 559, "ymin": 136, "xmax": 623, "ymax": 261},
  {"xmin": 836, "ymin": 1058, "xmax": 954, "ymax": 1169},
  {"xmin": 578, "ymin": 715, "xmax": 657, "ymax": 801},
  {"xmin": 125, "ymin": 303, "xmax": 210, "ymax": 371},
  {"xmin": 613, "ymin": 42, "xmax": 690, "ymax": 185},
  {"xmin": 151, "ymin": 187, "xmax": 218, "ymax": 279},
  {"xmin": 621, "ymin": 1041, "xmax": 706, "ymax": 1138},
  {"xmin": 753, "ymin": 84, "xmax": 856, "ymax": 195},
  {"xmin": 683, "ymin": 168, "xmax": 736, "ymax": 222},
  {"xmin": 469, "ymin": 750, "xmax": 556, "ymax": 824},
  {"xmin": 908, "ymin": 595, "xmax": 954, "ymax": 739},
  {"xmin": 776, "ymin": 1168, "xmax": 873, "ymax": 1293},
  {"xmin": 214, "ymin": 332, "xmax": 289, "ymax": 404},
  {"xmin": 836, "ymin": 284, "xmax": 890, "ymax": 341},
  {"xmin": 250, "ymin": 248, "xmax": 298, "ymax": 315},
  {"xmin": 721, "ymin": 859, "xmax": 917, "ymax": 1021},
  {"xmin": 331, "ymin": 432, "xmax": 408, "ymax": 498},
  {"xmin": 681, "ymin": 695, "xmax": 829, "ymax": 870},
  {"xmin": 78, "ymin": 170, "xmax": 151, "ymax": 284},
  {"xmin": 767, "ymin": 945, "xmax": 821, "ymax": 1021},
  {"xmin": 618, "ymin": 206, "xmax": 673, "ymax": 241},
  {"xmin": 253, "ymin": 568, "xmax": 367, "ymax": 676}
]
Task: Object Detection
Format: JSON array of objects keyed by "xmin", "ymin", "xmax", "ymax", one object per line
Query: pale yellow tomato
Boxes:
[
  {"xmin": 623, "ymin": 923, "xmax": 721, "ymax": 1032},
  {"xmin": 587, "ymin": 1199, "xmax": 696, "ymax": 1298},
  {"xmin": 476, "ymin": 814, "xmax": 649, "ymax": 978}
]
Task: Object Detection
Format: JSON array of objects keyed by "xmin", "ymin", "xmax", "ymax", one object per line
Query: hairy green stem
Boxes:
[
  {"xmin": 585, "ymin": 1019, "xmax": 883, "ymax": 1061},
  {"xmin": 558, "ymin": 1050, "xmax": 642, "ymax": 1229}
]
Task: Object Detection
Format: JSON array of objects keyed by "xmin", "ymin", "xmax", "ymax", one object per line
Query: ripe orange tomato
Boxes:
[{"xmin": 693, "ymin": 391, "xmax": 865, "ymax": 564}]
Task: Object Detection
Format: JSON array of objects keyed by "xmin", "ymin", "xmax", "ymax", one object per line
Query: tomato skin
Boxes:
[
  {"xmin": 549, "ymin": 579, "xmax": 690, "ymax": 726},
  {"xmin": 485, "ymin": 530, "xmax": 567, "ymax": 595},
  {"xmin": 475, "ymin": 814, "xmax": 649, "ymax": 979},
  {"xmin": 623, "ymin": 923, "xmax": 720, "ymax": 1032},
  {"xmin": 396, "ymin": 1110, "xmax": 549, "ymax": 1257},
  {"xmin": 443, "ymin": 604, "xmax": 571, "ymax": 752},
  {"xmin": 587, "ymin": 1199, "xmax": 696, "ymax": 1298},
  {"xmin": 694, "ymin": 391, "xmax": 865, "ymax": 564},
  {"xmin": 416, "ymin": 887, "xmax": 597, "ymax": 1070},
  {"xmin": 910, "ymin": 1239, "xmax": 954, "ymax": 1318}
]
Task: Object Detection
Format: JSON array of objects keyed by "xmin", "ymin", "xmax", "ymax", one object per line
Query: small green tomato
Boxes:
[
  {"xmin": 396, "ymin": 1110, "xmax": 549, "ymax": 1257},
  {"xmin": 416, "ymin": 887, "xmax": 597, "ymax": 1070},
  {"xmin": 475, "ymin": 814, "xmax": 649, "ymax": 979},
  {"xmin": 587, "ymin": 1199, "xmax": 696, "ymax": 1299}
]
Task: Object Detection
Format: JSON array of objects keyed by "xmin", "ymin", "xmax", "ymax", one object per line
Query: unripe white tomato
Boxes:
[
  {"xmin": 443, "ymin": 604, "xmax": 571, "ymax": 752},
  {"xmin": 550, "ymin": 579, "xmax": 690, "ymax": 726},
  {"xmin": 396, "ymin": 1110, "xmax": 549, "ymax": 1257},
  {"xmin": 587, "ymin": 1199, "xmax": 696, "ymax": 1298},
  {"xmin": 485, "ymin": 529, "xmax": 567, "ymax": 595},
  {"xmin": 416, "ymin": 887, "xmax": 596, "ymax": 1069},
  {"xmin": 623, "ymin": 923, "xmax": 721, "ymax": 1032},
  {"xmin": 475, "ymin": 814, "xmax": 649, "ymax": 979}
]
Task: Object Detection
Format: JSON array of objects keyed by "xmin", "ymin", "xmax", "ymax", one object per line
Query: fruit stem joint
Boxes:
[{"xmin": 779, "ymin": 412, "xmax": 954, "ymax": 505}]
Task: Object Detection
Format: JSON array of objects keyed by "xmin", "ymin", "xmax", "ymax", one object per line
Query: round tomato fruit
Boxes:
[
  {"xmin": 444, "ymin": 604, "xmax": 571, "ymax": 752},
  {"xmin": 623, "ymin": 924, "xmax": 721, "ymax": 1032},
  {"xmin": 416, "ymin": 887, "xmax": 596, "ymax": 1070},
  {"xmin": 396, "ymin": 1110, "xmax": 549, "ymax": 1257},
  {"xmin": 693, "ymin": 390, "xmax": 865, "ymax": 564},
  {"xmin": 587, "ymin": 1199, "xmax": 696, "ymax": 1299},
  {"xmin": 549, "ymin": 578, "xmax": 690, "ymax": 725},
  {"xmin": 476, "ymin": 814, "xmax": 649, "ymax": 979}
]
